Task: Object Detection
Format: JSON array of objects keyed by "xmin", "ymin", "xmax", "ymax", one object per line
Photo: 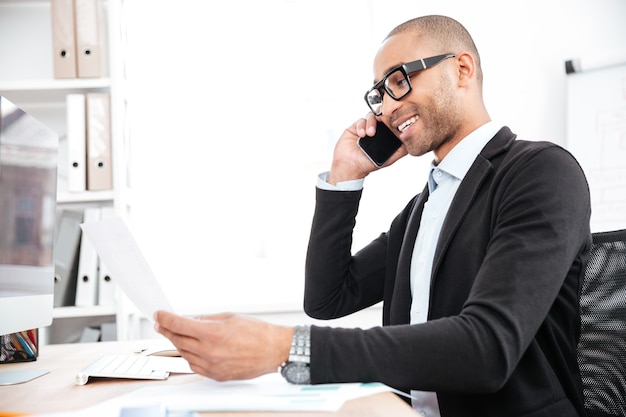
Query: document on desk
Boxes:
[
  {"xmin": 80, "ymin": 217, "xmax": 174, "ymax": 319},
  {"xmin": 39, "ymin": 373, "xmax": 393, "ymax": 416}
]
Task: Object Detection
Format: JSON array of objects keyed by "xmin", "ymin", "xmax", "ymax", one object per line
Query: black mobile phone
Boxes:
[{"xmin": 357, "ymin": 121, "xmax": 403, "ymax": 167}]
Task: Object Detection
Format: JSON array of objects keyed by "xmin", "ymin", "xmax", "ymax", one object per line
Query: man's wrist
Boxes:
[
  {"xmin": 317, "ymin": 172, "xmax": 364, "ymax": 191},
  {"xmin": 327, "ymin": 164, "xmax": 368, "ymax": 186},
  {"xmin": 280, "ymin": 325, "xmax": 311, "ymax": 384}
]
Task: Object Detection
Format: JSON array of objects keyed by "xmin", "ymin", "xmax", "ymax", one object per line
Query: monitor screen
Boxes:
[{"xmin": 0, "ymin": 96, "xmax": 58, "ymax": 336}]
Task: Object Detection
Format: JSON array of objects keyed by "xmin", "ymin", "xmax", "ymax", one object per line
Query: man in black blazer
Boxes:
[{"xmin": 155, "ymin": 15, "xmax": 591, "ymax": 417}]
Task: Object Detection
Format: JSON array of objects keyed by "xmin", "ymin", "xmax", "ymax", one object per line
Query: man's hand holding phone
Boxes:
[{"xmin": 327, "ymin": 115, "xmax": 406, "ymax": 186}]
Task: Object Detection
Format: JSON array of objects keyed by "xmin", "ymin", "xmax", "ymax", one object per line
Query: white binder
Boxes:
[
  {"xmin": 97, "ymin": 206, "xmax": 116, "ymax": 306},
  {"xmin": 66, "ymin": 94, "xmax": 87, "ymax": 192},
  {"xmin": 75, "ymin": 207, "xmax": 101, "ymax": 306}
]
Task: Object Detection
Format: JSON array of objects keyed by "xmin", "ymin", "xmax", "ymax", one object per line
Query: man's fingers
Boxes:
[
  {"xmin": 155, "ymin": 310, "xmax": 200, "ymax": 337},
  {"xmin": 195, "ymin": 312, "xmax": 234, "ymax": 321}
]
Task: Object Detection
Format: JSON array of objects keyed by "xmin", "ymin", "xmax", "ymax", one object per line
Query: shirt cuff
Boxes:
[{"xmin": 317, "ymin": 172, "xmax": 364, "ymax": 191}]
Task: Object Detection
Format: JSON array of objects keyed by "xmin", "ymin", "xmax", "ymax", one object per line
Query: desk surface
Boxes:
[{"xmin": 0, "ymin": 340, "xmax": 417, "ymax": 416}]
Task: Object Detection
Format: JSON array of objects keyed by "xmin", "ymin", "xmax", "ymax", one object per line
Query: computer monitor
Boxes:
[{"xmin": 0, "ymin": 96, "xmax": 58, "ymax": 337}]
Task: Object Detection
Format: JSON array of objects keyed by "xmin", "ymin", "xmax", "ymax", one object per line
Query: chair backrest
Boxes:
[{"xmin": 578, "ymin": 229, "xmax": 626, "ymax": 417}]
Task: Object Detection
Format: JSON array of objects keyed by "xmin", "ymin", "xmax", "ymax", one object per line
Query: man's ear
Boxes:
[{"xmin": 455, "ymin": 52, "xmax": 476, "ymax": 87}]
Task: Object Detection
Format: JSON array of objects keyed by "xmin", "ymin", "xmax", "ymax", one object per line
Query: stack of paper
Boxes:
[{"xmin": 40, "ymin": 373, "xmax": 392, "ymax": 416}]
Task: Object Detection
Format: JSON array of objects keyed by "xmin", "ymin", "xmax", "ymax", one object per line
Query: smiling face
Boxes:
[
  {"xmin": 373, "ymin": 32, "xmax": 465, "ymax": 162},
  {"xmin": 371, "ymin": 16, "xmax": 492, "ymax": 164}
]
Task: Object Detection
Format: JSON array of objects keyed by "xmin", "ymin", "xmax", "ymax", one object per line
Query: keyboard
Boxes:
[{"xmin": 75, "ymin": 354, "xmax": 170, "ymax": 385}]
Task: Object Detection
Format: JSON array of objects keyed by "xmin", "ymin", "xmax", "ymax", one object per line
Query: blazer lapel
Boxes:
[
  {"xmin": 390, "ymin": 183, "xmax": 429, "ymax": 324},
  {"xmin": 432, "ymin": 156, "xmax": 492, "ymax": 275},
  {"xmin": 431, "ymin": 127, "xmax": 515, "ymax": 281}
]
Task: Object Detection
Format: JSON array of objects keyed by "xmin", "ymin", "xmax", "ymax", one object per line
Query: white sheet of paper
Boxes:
[
  {"xmin": 145, "ymin": 356, "xmax": 193, "ymax": 374},
  {"xmin": 38, "ymin": 373, "xmax": 392, "ymax": 416},
  {"xmin": 80, "ymin": 217, "xmax": 174, "ymax": 320}
]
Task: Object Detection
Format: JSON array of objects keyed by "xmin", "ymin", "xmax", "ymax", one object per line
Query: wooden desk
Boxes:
[{"xmin": 0, "ymin": 340, "xmax": 417, "ymax": 416}]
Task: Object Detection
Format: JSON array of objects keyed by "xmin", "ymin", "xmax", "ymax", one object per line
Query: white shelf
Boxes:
[
  {"xmin": 0, "ymin": 77, "xmax": 111, "ymax": 91},
  {"xmin": 0, "ymin": 78, "xmax": 112, "ymax": 103},
  {"xmin": 0, "ymin": 0, "xmax": 49, "ymax": 3},
  {"xmin": 57, "ymin": 190, "xmax": 115, "ymax": 204},
  {"xmin": 53, "ymin": 305, "xmax": 117, "ymax": 319}
]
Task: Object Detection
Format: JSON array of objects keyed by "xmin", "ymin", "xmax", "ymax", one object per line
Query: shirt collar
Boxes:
[{"xmin": 430, "ymin": 121, "xmax": 501, "ymax": 182}]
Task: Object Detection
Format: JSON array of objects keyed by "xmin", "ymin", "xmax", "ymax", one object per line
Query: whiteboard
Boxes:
[{"xmin": 566, "ymin": 63, "xmax": 626, "ymax": 233}]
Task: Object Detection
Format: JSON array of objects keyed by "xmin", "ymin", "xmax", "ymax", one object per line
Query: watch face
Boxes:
[{"xmin": 282, "ymin": 362, "xmax": 310, "ymax": 384}]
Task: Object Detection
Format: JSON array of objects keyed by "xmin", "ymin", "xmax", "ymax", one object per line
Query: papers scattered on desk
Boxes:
[
  {"xmin": 162, "ymin": 375, "xmax": 391, "ymax": 413},
  {"xmin": 38, "ymin": 373, "xmax": 392, "ymax": 416}
]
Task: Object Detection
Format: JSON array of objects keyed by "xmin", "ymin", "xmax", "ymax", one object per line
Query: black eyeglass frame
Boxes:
[{"xmin": 364, "ymin": 53, "xmax": 456, "ymax": 115}]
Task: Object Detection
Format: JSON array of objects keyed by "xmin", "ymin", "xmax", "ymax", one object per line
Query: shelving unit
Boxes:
[
  {"xmin": 53, "ymin": 304, "xmax": 117, "ymax": 319},
  {"xmin": 0, "ymin": 0, "xmax": 131, "ymax": 344}
]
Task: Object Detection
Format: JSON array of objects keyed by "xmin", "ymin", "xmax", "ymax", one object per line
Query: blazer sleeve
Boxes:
[{"xmin": 304, "ymin": 187, "xmax": 389, "ymax": 319}]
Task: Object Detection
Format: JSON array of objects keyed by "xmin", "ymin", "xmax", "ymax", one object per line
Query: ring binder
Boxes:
[
  {"xmin": 75, "ymin": 0, "xmax": 103, "ymax": 78},
  {"xmin": 51, "ymin": 0, "xmax": 77, "ymax": 78}
]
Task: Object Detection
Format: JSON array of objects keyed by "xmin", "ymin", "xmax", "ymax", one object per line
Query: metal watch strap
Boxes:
[{"xmin": 289, "ymin": 325, "xmax": 311, "ymax": 364}]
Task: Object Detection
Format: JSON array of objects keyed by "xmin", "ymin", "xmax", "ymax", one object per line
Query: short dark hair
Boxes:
[{"xmin": 387, "ymin": 15, "xmax": 483, "ymax": 85}]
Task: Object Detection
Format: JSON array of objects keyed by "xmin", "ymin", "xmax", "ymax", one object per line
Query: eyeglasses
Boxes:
[{"xmin": 364, "ymin": 53, "xmax": 456, "ymax": 116}]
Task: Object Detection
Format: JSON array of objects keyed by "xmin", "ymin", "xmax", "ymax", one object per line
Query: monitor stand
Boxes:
[{"xmin": 0, "ymin": 369, "xmax": 49, "ymax": 385}]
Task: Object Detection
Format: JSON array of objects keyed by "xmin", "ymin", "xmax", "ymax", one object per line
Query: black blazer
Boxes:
[{"xmin": 304, "ymin": 127, "xmax": 591, "ymax": 417}]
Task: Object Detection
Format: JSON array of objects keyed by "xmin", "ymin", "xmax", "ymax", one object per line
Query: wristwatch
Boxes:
[{"xmin": 280, "ymin": 325, "xmax": 311, "ymax": 384}]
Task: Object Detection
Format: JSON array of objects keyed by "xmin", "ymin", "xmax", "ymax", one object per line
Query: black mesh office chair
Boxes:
[{"xmin": 577, "ymin": 229, "xmax": 626, "ymax": 417}]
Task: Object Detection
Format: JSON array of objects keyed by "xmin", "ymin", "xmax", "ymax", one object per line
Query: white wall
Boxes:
[{"xmin": 121, "ymin": 0, "xmax": 626, "ymax": 323}]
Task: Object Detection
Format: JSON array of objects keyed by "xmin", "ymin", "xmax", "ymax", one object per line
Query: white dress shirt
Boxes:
[{"xmin": 409, "ymin": 121, "xmax": 499, "ymax": 416}]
